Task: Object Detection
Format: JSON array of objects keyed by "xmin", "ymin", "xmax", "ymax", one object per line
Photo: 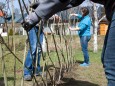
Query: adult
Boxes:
[
  {"xmin": 69, "ymin": 7, "xmax": 91, "ymax": 67},
  {"xmin": 22, "ymin": 0, "xmax": 115, "ymax": 85}
]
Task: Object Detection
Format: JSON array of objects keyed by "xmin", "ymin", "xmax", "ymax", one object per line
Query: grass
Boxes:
[
  {"xmin": 0, "ymin": 35, "xmax": 107, "ymax": 86},
  {"xmin": 72, "ymin": 50, "xmax": 107, "ymax": 86}
]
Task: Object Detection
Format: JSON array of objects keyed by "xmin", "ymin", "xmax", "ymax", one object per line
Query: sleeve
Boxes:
[
  {"xmin": 78, "ymin": 16, "xmax": 91, "ymax": 30},
  {"xmin": 91, "ymin": 0, "xmax": 105, "ymax": 5},
  {"xmin": 35, "ymin": 0, "xmax": 70, "ymax": 20},
  {"xmin": 77, "ymin": 14, "xmax": 82, "ymax": 19},
  {"xmin": 70, "ymin": 0, "xmax": 85, "ymax": 7},
  {"xmin": 78, "ymin": 23, "xmax": 87, "ymax": 31},
  {"xmin": 62, "ymin": 0, "xmax": 84, "ymax": 10},
  {"xmin": 70, "ymin": 14, "xmax": 82, "ymax": 20},
  {"xmin": 35, "ymin": 0, "xmax": 84, "ymax": 20}
]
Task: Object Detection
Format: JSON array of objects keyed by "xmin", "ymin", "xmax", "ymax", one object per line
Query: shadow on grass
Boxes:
[
  {"xmin": 57, "ymin": 77, "xmax": 99, "ymax": 86},
  {"xmin": 0, "ymin": 77, "xmax": 14, "ymax": 86},
  {"xmin": 76, "ymin": 60, "xmax": 84, "ymax": 64}
]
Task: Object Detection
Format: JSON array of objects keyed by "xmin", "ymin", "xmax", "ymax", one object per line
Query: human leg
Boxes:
[
  {"xmin": 36, "ymin": 32, "xmax": 43, "ymax": 74},
  {"xmin": 24, "ymin": 27, "xmax": 38, "ymax": 76},
  {"xmin": 80, "ymin": 36, "xmax": 91, "ymax": 65},
  {"xmin": 101, "ymin": 10, "xmax": 115, "ymax": 86}
]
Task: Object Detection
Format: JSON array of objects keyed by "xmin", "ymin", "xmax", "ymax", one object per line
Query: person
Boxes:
[
  {"xmin": 24, "ymin": 14, "xmax": 60, "ymax": 81},
  {"xmin": 24, "ymin": 26, "xmax": 43, "ymax": 81},
  {"xmin": 22, "ymin": 0, "xmax": 115, "ymax": 85},
  {"xmin": 69, "ymin": 7, "xmax": 91, "ymax": 67}
]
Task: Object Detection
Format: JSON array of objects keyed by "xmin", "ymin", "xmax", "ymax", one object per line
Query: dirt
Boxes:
[{"xmin": 57, "ymin": 62, "xmax": 107, "ymax": 86}]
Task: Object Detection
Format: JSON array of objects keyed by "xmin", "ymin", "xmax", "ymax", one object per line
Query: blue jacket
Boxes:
[{"xmin": 77, "ymin": 14, "xmax": 91, "ymax": 36}]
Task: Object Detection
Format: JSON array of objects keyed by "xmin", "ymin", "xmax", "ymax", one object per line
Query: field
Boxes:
[{"xmin": 0, "ymin": 35, "xmax": 107, "ymax": 86}]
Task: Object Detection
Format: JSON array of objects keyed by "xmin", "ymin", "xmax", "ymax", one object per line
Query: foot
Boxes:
[
  {"xmin": 24, "ymin": 75, "xmax": 32, "ymax": 81},
  {"xmin": 80, "ymin": 62, "xmax": 90, "ymax": 67},
  {"xmin": 36, "ymin": 72, "xmax": 46, "ymax": 77},
  {"xmin": 35, "ymin": 72, "xmax": 42, "ymax": 76}
]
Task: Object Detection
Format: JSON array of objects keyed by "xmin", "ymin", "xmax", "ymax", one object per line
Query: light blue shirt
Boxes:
[{"xmin": 77, "ymin": 14, "xmax": 91, "ymax": 36}]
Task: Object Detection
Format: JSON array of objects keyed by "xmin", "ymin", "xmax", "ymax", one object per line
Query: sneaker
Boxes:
[
  {"xmin": 80, "ymin": 62, "xmax": 90, "ymax": 67},
  {"xmin": 24, "ymin": 75, "xmax": 32, "ymax": 81}
]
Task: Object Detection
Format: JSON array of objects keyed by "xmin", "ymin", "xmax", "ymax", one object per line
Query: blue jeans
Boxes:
[
  {"xmin": 80, "ymin": 36, "xmax": 91, "ymax": 63},
  {"xmin": 24, "ymin": 27, "xmax": 43, "ymax": 76},
  {"xmin": 101, "ymin": 10, "xmax": 115, "ymax": 86}
]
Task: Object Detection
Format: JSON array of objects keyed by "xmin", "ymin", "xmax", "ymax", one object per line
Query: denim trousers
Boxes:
[
  {"xmin": 101, "ymin": 10, "xmax": 115, "ymax": 86},
  {"xmin": 24, "ymin": 27, "xmax": 43, "ymax": 76},
  {"xmin": 80, "ymin": 36, "xmax": 91, "ymax": 63}
]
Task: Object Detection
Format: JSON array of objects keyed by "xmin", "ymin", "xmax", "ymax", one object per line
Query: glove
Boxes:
[
  {"xmin": 21, "ymin": 12, "xmax": 41, "ymax": 31},
  {"xmin": 21, "ymin": 19, "xmax": 34, "ymax": 31}
]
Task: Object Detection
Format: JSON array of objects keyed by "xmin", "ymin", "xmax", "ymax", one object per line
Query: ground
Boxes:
[
  {"xmin": 58, "ymin": 62, "xmax": 107, "ymax": 86},
  {"xmin": 0, "ymin": 35, "xmax": 107, "ymax": 86}
]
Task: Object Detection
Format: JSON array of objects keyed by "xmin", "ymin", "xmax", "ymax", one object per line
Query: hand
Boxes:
[
  {"xmin": 68, "ymin": 26, "xmax": 75, "ymax": 31},
  {"xmin": 21, "ymin": 12, "xmax": 40, "ymax": 31},
  {"xmin": 75, "ymin": 26, "xmax": 80, "ymax": 30},
  {"xmin": 68, "ymin": 26, "xmax": 80, "ymax": 31},
  {"xmin": 70, "ymin": 13, "xmax": 74, "ymax": 16},
  {"xmin": 21, "ymin": 19, "xmax": 34, "ymax": 31},
  {"xmin": 70, "ymin": 13, "xmax": 78, "ymax": 16}
]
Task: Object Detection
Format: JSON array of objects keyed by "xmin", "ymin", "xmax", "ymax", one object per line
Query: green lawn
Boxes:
[{"xmin": 0, "ymin": 35, "xmax": 107, "ymax": 86}]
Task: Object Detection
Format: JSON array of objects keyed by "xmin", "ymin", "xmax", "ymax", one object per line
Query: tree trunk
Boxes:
[{"xmin": 93, "ymin": 3, "xmax": 98, "ymax": 53}]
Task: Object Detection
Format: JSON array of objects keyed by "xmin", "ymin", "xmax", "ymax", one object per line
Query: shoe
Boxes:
[
  {"xmin": 35, "ymin": 72, "xmax": 42, "ymax": 76},
  {"xmin": 36, "ymin": 72, "xmax": 46, "ymax": 77},
  {"xmin": 80, "ymin": 62, "xmax": 90, "ymax": 67},
  {"xmin": 24, "ymin": 75, "xmax": 32, "ymax": 81}
]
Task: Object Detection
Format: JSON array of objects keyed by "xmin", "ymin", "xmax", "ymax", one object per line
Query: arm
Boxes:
[
  {"xmin": 22, "ymin": 0, "xmax": 84, "ymax": 31},
  {"xmin": 35, "ymin": 0, "xmax": 84, "ymax": 20},
  {"xmin": 91, "ymin": 0, "xmax": 105, "ymax": 5},
  {"xmin": 34, "ymin": 0, "xmax": 70, "ymax": 20},
  {"xmin": 60, "ymin": 0, "xmax": 85, "ymax": 10},
  {"xmin": 70, "ymin": 14, "xmax": 79, "ymax": 17},
  {"xmin": 69, "ymin": 24, "xmax": 87, "ymax": 31},
  {"xmin": 69, "ymin": 26, "xmax": 80, "ymax": 31},
  {"xmin": 69, "ymin": 14, "xmax": 82, "ymax": 20}
]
